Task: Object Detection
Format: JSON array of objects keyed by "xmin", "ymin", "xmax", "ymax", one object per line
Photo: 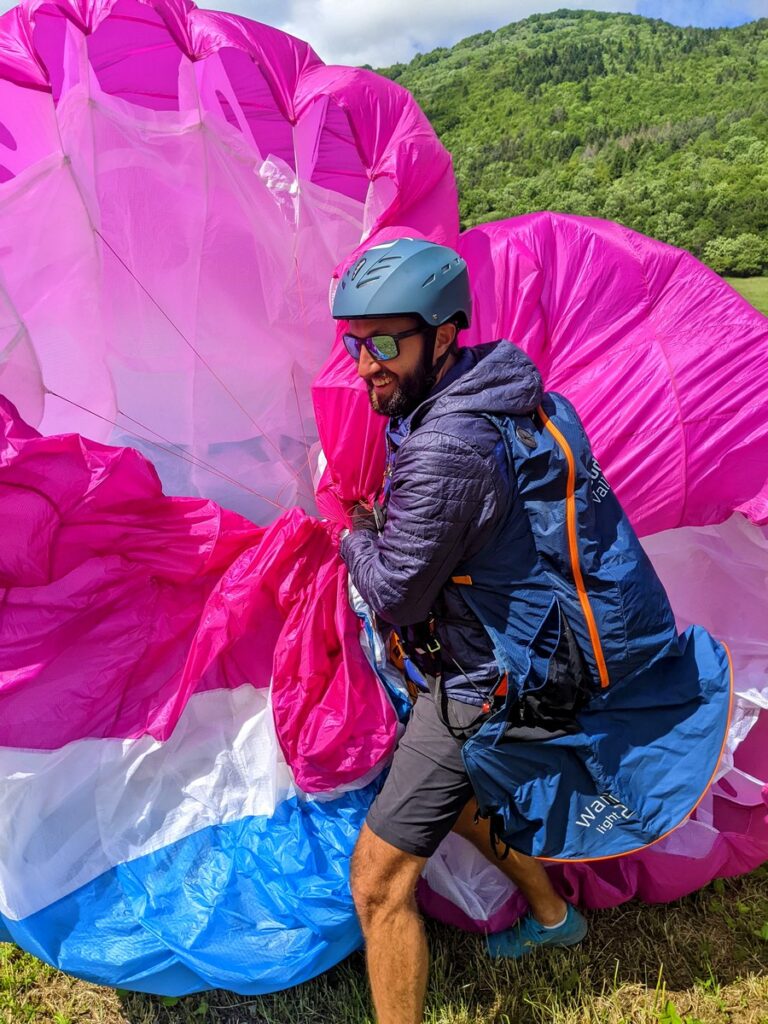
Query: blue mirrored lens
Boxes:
[{"xmin": 342, "ymin": 334, "xmax": 362, "ymax": 359}]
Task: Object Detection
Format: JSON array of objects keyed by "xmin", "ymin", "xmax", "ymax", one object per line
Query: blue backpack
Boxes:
[{"xmin": 455, "ymin": 393, "xmax": 733, "ymax": 861}]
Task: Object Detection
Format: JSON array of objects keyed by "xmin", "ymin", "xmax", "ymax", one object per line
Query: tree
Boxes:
[
  {"xmin": 703, "ymin": 234, "xmax": 768, "ymax": 276},
  {"xmin": 378, "ymin": 10, "xmax": 768, "ymax": 270}
]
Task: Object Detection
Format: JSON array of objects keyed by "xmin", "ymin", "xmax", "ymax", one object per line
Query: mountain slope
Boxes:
[{"xmin": 378, "ymin": 10, "xmax": 768, "ymax": 274}]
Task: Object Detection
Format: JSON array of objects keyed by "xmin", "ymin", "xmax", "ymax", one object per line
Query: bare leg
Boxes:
[
  {"xmin": 452, "ymin": 799, "xmax": 567, "ymax": 926},
  {"xmin": 351, "ymin": 823, "xmax": 429, "ymax": 1024}
]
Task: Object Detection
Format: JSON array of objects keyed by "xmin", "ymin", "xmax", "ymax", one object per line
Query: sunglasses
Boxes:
[{"xmin": 342, "ymin": 326, "xmax": 423, "ymax": 362}]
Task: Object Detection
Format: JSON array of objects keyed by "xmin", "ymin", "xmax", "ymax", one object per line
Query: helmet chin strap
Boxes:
[{"xmin": 423, "ymin": 326, "xmax": 454, "ymax": 391}]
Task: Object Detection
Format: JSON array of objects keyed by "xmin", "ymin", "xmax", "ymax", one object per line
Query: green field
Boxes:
[
  {"xmin": 728, "ymin": 277, "xmax": 768, "ymax": 316},
  {"xmin": 3, "ymin": 866, "xmax": 768, "ymax": 1024}
]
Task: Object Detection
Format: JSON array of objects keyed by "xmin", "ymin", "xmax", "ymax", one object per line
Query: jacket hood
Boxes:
[{"xmin": 413, "ymin": 341, "xmax": 543, "ymax": 428}]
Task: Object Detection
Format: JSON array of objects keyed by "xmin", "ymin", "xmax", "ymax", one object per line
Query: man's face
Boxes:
[{"xmin": 347, "ymin": 316, "xmax": 431, "ymax": 418}]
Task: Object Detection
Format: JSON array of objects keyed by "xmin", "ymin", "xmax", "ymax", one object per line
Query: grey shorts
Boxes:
[{"xmin": 365, "ymin": 691, "xmax": 485, "ymax": 858}]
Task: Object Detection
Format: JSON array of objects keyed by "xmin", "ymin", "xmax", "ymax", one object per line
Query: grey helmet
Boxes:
[{"xmin": 332, "ymin": 238, "xmax": 472, "ymax": 328}]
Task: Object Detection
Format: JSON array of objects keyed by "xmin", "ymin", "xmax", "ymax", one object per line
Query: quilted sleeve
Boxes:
[{"xmin": 340, "ymin": 426, "xmax": 507, "ymax": 625}]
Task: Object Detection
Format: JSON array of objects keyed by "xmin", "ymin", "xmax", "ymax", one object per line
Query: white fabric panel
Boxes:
[
  {"xmin": 643, "ymin": 513, "xmax": 768, "ymax": 789},
  {"xmin": 642, "ymin": 513, "xmax": 768, "ymax": 697},
  {"xmin": 0, "ymin": 684, "xmax": 294, "ymax": 921},
  {"xmin": 423, "ymin": 833, "xmax": 516, "ymax": 923}
]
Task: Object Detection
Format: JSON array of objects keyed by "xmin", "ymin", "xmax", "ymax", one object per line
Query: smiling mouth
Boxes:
[{"xmin": 370, "ymin": 374, "xmax": 394, "ymax": 388}]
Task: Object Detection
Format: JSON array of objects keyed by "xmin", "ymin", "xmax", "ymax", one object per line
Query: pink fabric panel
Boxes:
[
  {"xmin": 30, "ymin": 5, "xmax": 67, "ymax": 99},
  {"xmin": 87, "ymin": 0, "xmax": 183, "ymax": 110},
  {"xmin": 0, "ymin": 397, "xmax": 396, "ymax": 789},
  {"xmin": 315, "ymin": 214, "xmax": 768, "ymax": 534},
  {"xmin": 238, "ymin": 510, "xmax": 398, "ymax": 790},
  {"xmin": 0, "ymin": 75, "xmax": 58, "ymax": 177},
  {"xmin": 295, "ymin": 94, "xmax": 369, "ymax": 202},
  {"xmin": 180, "ymin": 5, "xmax": 321, "ymax": 115},
  {"xmin": 296, "ymin": 65, "xmax": 459, "ymax": 246},
  {"xmin": 0, "ymin": 4, "xmax": 50, "ymax": 88},
  {"xmin": 218, "ymin": 47, "xmax": 295, "ymax": 168},
  {"xmin": 416, "ymin": 879, "xmax": 528, "ymax": 935},
  {"xmin": 0, "ymin": 396, "xmax": 262, "ymax": 748},
  {"xmin": 458, "ymin": 214, "xmax": 768, "ymax": 533}
]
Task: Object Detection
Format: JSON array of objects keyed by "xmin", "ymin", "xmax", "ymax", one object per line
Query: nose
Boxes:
[{"xmin": 357, "ymin": 345, "xmax": 381, "ymax": 377}]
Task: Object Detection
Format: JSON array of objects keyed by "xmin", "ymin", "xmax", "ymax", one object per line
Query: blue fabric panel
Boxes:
[
  {"xmin": 462, "ymin": 627, "xmax": 732, "ymax": 860},
  {"xmin": 359, "ymin": 607, "xmax": 413, "ymax": 719},
  {"xmin": 0, "ymin": 784, "xmax": 377, "ymax": 995}
]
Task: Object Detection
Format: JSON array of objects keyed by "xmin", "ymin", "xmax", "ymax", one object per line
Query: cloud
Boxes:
[
  {"xmin": 0, "ymin": 0, "xmax": 758, "ymax": 64},
  {"xmin": 205, "ymin": 0, "xmax": 760, "ymax": 67},
  {"xmin": 204, "ymin": 0, "xmax": 636, "ymax": 67}
]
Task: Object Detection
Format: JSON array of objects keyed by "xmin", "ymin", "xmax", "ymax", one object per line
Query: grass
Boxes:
[
  {"xmin": 2, "ymin": 865, "xmax": 767, "ymax": 1024},
  {"xmin": 727, "ymin": 277, "xmax": 768, "ymax": 317}
]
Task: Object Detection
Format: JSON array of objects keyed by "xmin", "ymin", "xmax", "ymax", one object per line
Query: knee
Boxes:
[
  {"xmin": 351, "ymin": 850, "xmax": 409, "ymax": 924},
  {"xmin": 350, "ymin": 830, "xmax": 420, "ymax": 926},
  {"xmin": 350, "ymin": 865, "xmax": 390, "ymax": 927}
]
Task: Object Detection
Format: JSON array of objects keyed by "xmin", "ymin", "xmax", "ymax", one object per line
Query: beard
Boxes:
[{"xmin": 367, "ymin": 349, "xmax": 434, "ymax": 419}]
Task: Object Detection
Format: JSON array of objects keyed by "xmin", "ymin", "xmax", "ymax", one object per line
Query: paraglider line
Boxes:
[
  {"xmin": 93, "ymin": 228, "xmax": 315, "ymax": 503},
  {"xmin": 45, "ymin": 388, "xmax": 290, "ymax": 512},
  {"xmin": 113, "ymin": 406, "xmax": 294, "ymax": 511},
  {"xmin": 289, "ymin": 365, "xmax": 313, "ymax": 477}
]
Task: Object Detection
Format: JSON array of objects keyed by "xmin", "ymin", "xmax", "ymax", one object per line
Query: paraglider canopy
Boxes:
[
  {"xmin": 0, "ymin": 0, "xmax": 767, "ymax": 1002},
  {"xmin": 0, "ymin": 0, "xmax": 458, "ymax": 523}
]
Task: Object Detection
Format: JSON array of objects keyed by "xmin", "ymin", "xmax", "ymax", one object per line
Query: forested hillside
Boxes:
[{"xmin": 378, "ymin": 10, "xmax": 768, "ymax": 275}]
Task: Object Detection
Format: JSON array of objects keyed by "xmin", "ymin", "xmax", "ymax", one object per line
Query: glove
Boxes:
[{"xmin": 350, "ymin": 501, "xmax": 380, "ymax": 533}]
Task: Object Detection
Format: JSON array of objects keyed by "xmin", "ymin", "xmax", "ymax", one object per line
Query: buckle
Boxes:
[{"xmin": 426, "ymin": 638, "xmax": 441, "ymax": 655}]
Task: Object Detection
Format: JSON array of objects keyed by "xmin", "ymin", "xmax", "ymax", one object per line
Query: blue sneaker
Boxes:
[{"xmin": 486, "ymin": 904, "xmax": 588, "ymax": 959}]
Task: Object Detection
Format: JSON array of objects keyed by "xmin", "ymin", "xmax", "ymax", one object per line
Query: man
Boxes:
[{"xmin": 333, "ymin": 238, "xmax": 588, "ymax": 1024}]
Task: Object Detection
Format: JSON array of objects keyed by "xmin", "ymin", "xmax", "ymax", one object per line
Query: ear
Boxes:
[{"xmin": 433, "ymin": 322, "xmax": 457, "ymax": 361}]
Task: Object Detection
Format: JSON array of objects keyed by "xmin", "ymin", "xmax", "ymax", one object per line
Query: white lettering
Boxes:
[
  {"xmin": 575, "ymin": 806, "xmax": 597, "ymax": 828},
  {"xmin": 597, "ymin": 812, "xmax": 621, "ymax": 834},
  {"xmin": 589, "ymin": 457, "xmax": 611, "ymax": 503},
  {"xmin": 575, "ymin": 793, "xmax": 635, "ymax": 835}
]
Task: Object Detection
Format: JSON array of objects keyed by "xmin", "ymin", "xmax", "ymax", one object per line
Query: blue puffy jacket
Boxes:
[{"xmin": 341, "ymin": 340, "xmax": 545, "ymax": 702}]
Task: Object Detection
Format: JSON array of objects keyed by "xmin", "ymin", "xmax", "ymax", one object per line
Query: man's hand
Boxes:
[
  {"xmin": 350, "ymin": 501, "xmax": 381, "ymax": 534},
  {"xmin": 348, "ymin": 497, "xmax": 387, "ymax": 532}
]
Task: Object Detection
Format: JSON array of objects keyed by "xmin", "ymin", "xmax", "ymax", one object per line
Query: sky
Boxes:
[
  {"xmin": 208, "ymin": 0, "xmax": 765, "ymax": 66},
  {"xmin": 0, "ymin": 0, "xmax": 763, "ymax": 67}
]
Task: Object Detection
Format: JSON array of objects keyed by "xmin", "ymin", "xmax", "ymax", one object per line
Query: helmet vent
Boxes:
[{"xmin": 331, "ymin": 238, "xmax": 471, "ymax": 328}]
